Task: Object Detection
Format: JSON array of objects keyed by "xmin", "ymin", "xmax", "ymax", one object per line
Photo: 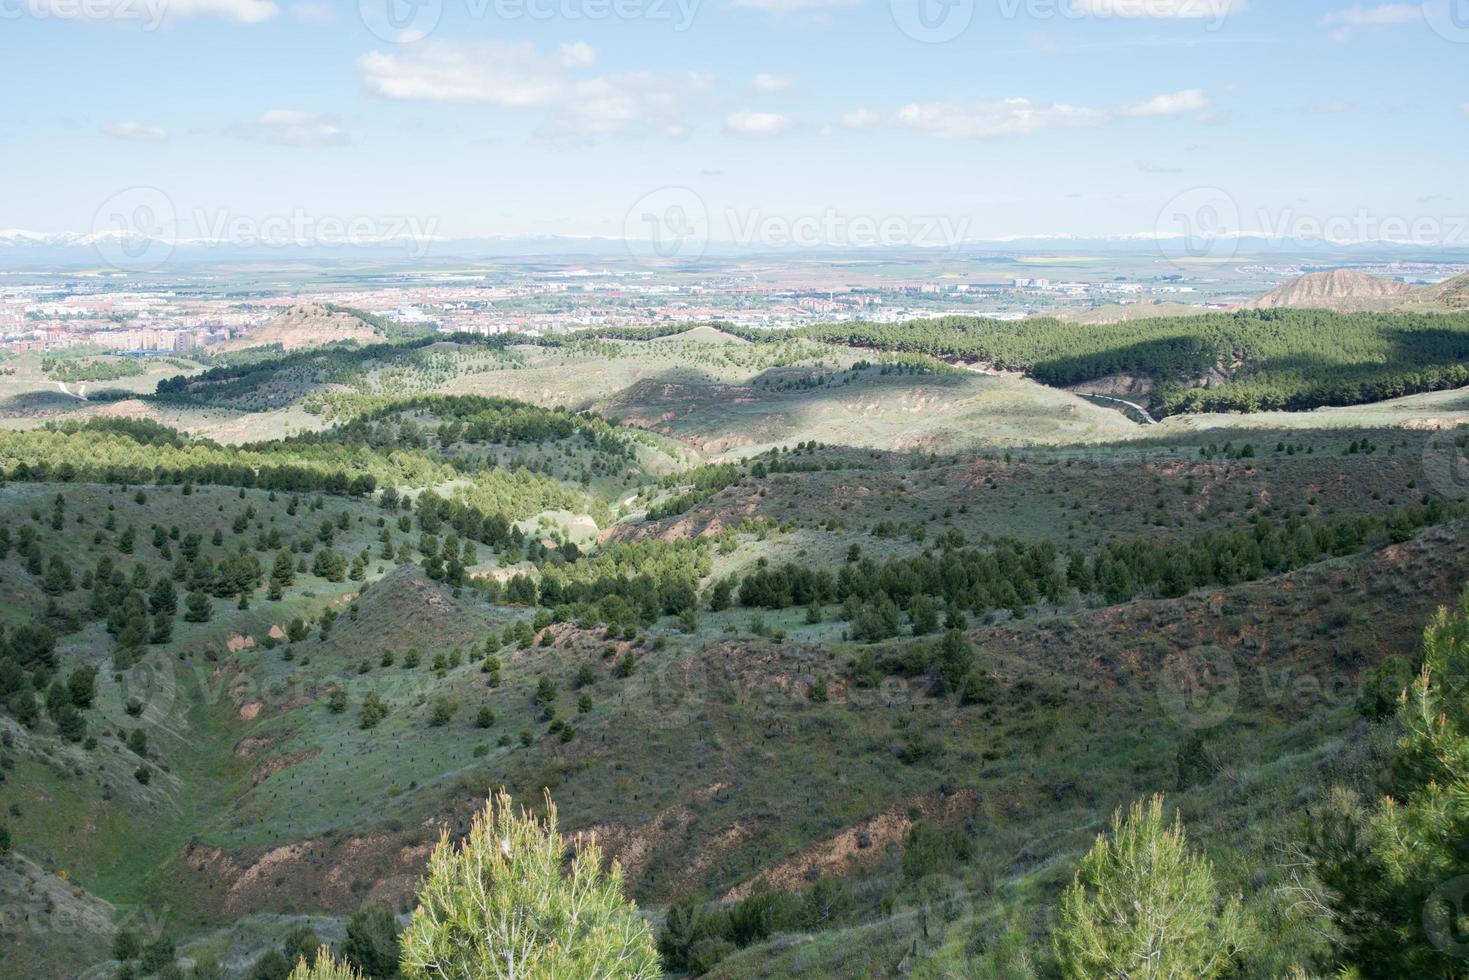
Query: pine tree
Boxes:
[
  {"xmin": 150, "ymin": 576, "xmax": 177, "ymax": 616},
  {"xmin": 1053, "ymin": 795, "xmax": 1247, "ymax": 979},
  {"xmin": 272, "ymin": 549, "xmax": 296, "ymax": 588},
  {"xmin": 1305, "ymin": 588, "xmax": 1469, "ymax": 977},
  {"xmin": 184, "ymin": 590, "xmax": 212, "ymax": 623},
  {"xmin": 340, "ymin": 904, "xmax": 400, "ymax": 979},
  {"xmin": 399, "ymin": 789, "xmax": 659, "ymax": 980},
  {"xmin": 288, "ymin": 950, "xmax": 364, "ymax": 980}
]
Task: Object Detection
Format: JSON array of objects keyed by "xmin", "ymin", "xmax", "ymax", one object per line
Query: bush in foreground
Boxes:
[
  {"xmin": 1053, "ymin": 794, "xmax": 1247, "ymax": 979},
  {"xmin": 399, "ymin": 789, "xmax": 658, "ymax": 980},
  {"xmin": 290, "ymin": 949, "xmax": 364, "ymax": 980}
]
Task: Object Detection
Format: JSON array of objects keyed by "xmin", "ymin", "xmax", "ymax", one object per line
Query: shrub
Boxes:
[
  {"xmin": 1053, "ymin": 795, "xmax": 1246, "ymax": 979},
  {"xmin": 399, "ymin": 789, "xmax": 659, "ymax": 979},
  {"xmin": 428, "ymin": 697, "xmax": 458, "ymax": 727},
  {"xmin": 112, "ymin": 929, "xmax": 140, "ymax": 962},
  {"xmin": 289, "ymin": 950, "xmax": 365, "ymax": 980},
  {"xmin": 360, "ymin": 694, "xmax": 390, "ymax": 730},
  {"xmin": 1305, "ymin": 589, "xmax": 1469, "ymax": 976},
  {"xmin": 341, "ymin": 904, "xmax": 400, "ymax": 979},
  {"xmin": 140, "ymin": 936, "xmax": 176, "ymax": 975},
  {"xmin": 249, "ymin": 950, "xmax": 292, "ymax": 980}
]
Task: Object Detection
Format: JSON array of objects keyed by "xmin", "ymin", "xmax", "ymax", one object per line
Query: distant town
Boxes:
[{"xmin": 4, "ymin": 254, "xmax": 1464, "ymax": 355}]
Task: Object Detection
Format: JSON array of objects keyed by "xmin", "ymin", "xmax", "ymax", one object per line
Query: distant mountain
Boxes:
[{"xmin": 6, "ymin": 227, "xmax": 1469, "ymax": 268}]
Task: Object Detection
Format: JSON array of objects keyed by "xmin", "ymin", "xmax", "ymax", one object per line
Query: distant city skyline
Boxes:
[{"xmin": 5, "ymin": 0, "xmax": 1469, "ymax": 248}]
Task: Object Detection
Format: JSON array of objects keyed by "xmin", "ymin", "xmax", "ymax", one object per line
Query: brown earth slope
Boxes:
[
  {"xmin": 1247, "ymin": 269, "xmax": 1413, "ymax": 311},
  {"xmin": 1247, "ymin": 269, "xmax": 1469, "ymax": 313},
  {"xmin": 227, "ymin": 304, "xmax": 385, "ymax": 352}
]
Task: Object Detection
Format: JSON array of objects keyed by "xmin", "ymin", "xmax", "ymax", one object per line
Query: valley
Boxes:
[{"xmin": 3, "ymin": 300, "xmax": 1469, "ymax": 978}]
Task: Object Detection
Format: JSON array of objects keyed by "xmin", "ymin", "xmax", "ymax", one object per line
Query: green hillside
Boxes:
[{"xmin": 1, "ymin": 334, "xmax": 1468, "ymax": 979}]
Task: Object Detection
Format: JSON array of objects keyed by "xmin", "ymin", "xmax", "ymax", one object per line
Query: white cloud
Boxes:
[
  {"xmin": 290, "ymin": 2, "xmax": 331, "ymax": 21},
  {"xmin": 892, "ymin": 89, "xmax": 1211, "ymax": 139},
  {"xmin": 228, "ymin": 110, "xmax": 347, "ymax": 147},
  {"xmin": 1321, "ymin": 2, "xmax": 1421, "ymax": 24},
  {"xmin": 752, "ymin": 73, "xmax": 796, "ymax": 92},
  {"xmin": 724, "ymin": 110, "xmax": 792, "ymax": 137},
  {"xmin": 897, "ymin": 99, "xmax": 1108, "ymax": 139},
  {"xmin": 555, "ymin": 71, "xmax": 708, "ymax": 139},
  {"xmin": 1313, "ymin": 100, "xmax": 1357, "ymax": 113},
  {"xmin": 359, "ymin": 41, "xmax": 569, "ymax": 107},
  {"xmin": 1070, "ymin": 0, "xmax": 1245, "ymax": 18},
  {"xmin": 730, "ymin": 0, "xmax": 858, "ymax": 10},
  {"xmin": 103, "ymin": 122, "xmax": 167, "ymax": 141},
  {"xmin": 1319, "ymin": 3, "xmax": 1421, "ymax": 40},
  {"xmin": 360, "ymin": 41, "xmax": 712, "ymax": 142},
  {"xmin": 1462, "ymin": 103, "xmax": 1469, "ymax": 118},
  {"xmin": 23, "ymin": 0, "xmax": 277, "ymax": 25},
  {"xmin": 839, "ymin": 108, "xmax": 880, "ymax": 127},
  {"xmin": 558, "ymin": 42, "xmax": 597, "ymax": 69},
  {"xmin": 1119, "ymin": 88, "xmax": 1210, "ymax": 117}
]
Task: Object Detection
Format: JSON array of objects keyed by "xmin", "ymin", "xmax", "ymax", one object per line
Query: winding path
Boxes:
[
  {"xmin": 955, "ymin": 361, "xmax": 1157, "ymax": 425},
  {"xmin": 1078, "ymin": 392, "xmax": 1157, "ymax": 425}
]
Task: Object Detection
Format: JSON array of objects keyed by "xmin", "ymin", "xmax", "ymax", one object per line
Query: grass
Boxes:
[{"xmin": 2, "ymin": 326, "xmax": 1469, "ymax": 977}]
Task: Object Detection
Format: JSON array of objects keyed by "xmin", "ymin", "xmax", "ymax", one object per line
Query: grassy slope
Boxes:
[{"xmin": 3, "ymin": 328, "xmax": 1469, "ymax": 977}]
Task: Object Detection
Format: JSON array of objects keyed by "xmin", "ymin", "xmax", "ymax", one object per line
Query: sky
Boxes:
[{"xmin": 3, "ymin": 0, "xmax": 1469, "ymax": 248}]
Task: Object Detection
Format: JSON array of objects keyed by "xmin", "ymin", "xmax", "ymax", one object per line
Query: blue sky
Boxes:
[{"xmin": 4, "ymin": 0, "xmax": 1468, "ymax": 245}]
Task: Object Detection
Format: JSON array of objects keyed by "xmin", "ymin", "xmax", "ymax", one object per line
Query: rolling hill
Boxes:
[
  {"xmin": 1247, "ymin": 269, "xmax": 1413, "ymax": 311},
  {"xmin": 1246, "ymin": 268, "xmax": 1469, "ymax": 312},
  {"xmin": 225, "ymin": 304, "xmax": 389, "ymax": 352}
]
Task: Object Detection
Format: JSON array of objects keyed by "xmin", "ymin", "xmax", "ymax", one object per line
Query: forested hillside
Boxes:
[
  {"xmin": 4, "ymin": 318, "xmax": 1469, "ymax": 980},
  {"xmin": 790, "ymin": 310, "xmax": 1469, "ymax": 415}
]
